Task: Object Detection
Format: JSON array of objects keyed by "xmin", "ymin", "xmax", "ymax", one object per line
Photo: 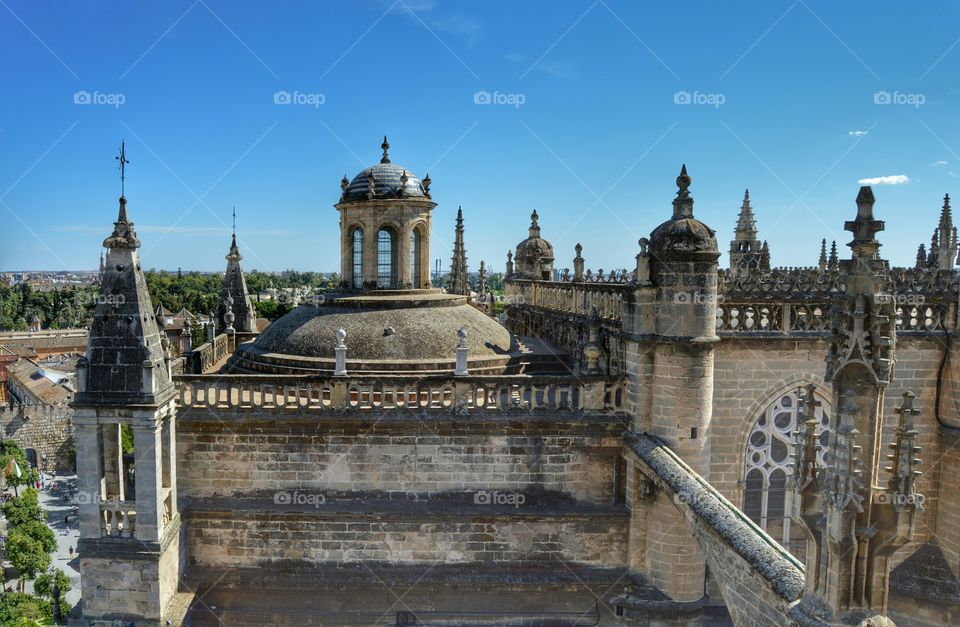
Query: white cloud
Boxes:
[
  {"xmin": 857, "ymin": 175, "xmax": 910, "ymax": 185},
  {"xmin": 930, "ymin": 160, "xmax": 948, "ymax": 167},
  {"xmin": 848, "ymin": 130, "xmax": 869, "ymax": 137}
]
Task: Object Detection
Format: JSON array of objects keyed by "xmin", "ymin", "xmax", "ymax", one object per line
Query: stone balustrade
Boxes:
[
  {"xmin": 506, "ymin": 266, "xmax": 959, "ymax": 336},
  {"xmin": 506, "ymin": 278, "xmax": 625, "ymax": 321},
  {"xmin": 185, "ymin": 333, "xmax": 230, "ymax": 374},
  {"xmin": 100, "ymin": 499, "xmax": 137, "ymax": 537},
  {"xmin": 174, "ymin": 374, "xmax": 626, "ymax": 413}
]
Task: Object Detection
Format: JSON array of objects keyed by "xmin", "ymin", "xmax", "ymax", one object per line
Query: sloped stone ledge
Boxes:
[{"xmin": 624, "ymin": 431, "xmax": 805, "ymax": 620}]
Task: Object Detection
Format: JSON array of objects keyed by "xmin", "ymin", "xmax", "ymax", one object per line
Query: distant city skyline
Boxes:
[{"xmin": 3, "ymin": 1, "xmax": 960, "ymax": 272}]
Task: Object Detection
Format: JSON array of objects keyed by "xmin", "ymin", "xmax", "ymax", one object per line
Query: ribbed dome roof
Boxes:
[
  {"xmin": 339, "ymin": 136, "xmax": 432, "ymax": 202},
  {"xmin": 343, "ymin": 163, "xmax": 427, "ymax": 201}
]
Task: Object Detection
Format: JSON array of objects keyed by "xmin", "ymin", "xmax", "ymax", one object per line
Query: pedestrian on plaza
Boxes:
[
  {"xmin": 63, "ymin": 514, "xmax": 69, "ymax": 527},
  {"xmin": 69, "ymin": 546, "xmax": 74, "ymax": 559}
]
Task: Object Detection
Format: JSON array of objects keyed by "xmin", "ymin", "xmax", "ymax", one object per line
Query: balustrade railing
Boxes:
[
  {"xmin": 185, "ymin": 333, "xmax": 230, "ymax": 374},
  {"xmin": 174, "ymin": 375, "xmax": 626, "ymax": 414},
  {"xmin": 505, "ymin": 266, "xmax": 957, "ymax": 336},
  {"xmin": 100, "ymin": 499, "xmax": 136, "ymax": 537}
]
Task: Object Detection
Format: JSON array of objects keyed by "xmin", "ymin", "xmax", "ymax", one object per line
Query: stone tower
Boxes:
[
  {"xmin": 791, "ymin": 187, "xmax": 923, "ymax": 624},
  {"xmin": 513, "ymin": 210, "xmax": 555, "ymax": 280},
  {"xmin": 217, "ymin": 231, "xmax": 256, "ymax": 333},
  {"xmin": 335, "ymin": 136, "xmax": 436, "ymax": 289},
  {"xmin": 448, "ymin": 206, "xmax": 469, "ymax": 295},
  {"xmin": 72, "ymin": 194, "xmax": 181, "ymax": 624},
  {"xmin": 728, "ymin": 189, "xmax": 768, "ymax": 277},
  {"xmin": 623, "ymin": 165, "xmax": 720, "ymax": 607}
]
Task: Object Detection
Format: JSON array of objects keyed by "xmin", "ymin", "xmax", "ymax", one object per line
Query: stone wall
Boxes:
[
  {"xmin": 176, "ymin": 411, "xmax": 629, "ymax": 587},
  {"xmin": 0, "ymin": 403, "xmax": 74, "ymax": 470},
  {"xmin": 185, "ymin": 508, "xmax": 628, "ymax": 571},
  {"xmin": 708, "ymin": 334, "xmax": 956, "ymax": 564},
  {"xmin": 176, "ymin": 416, "xmax": 624, "ymax": 504},
  {"xmin": 936, "ymin": 426, "xmax": 960, "ymax": 579}
]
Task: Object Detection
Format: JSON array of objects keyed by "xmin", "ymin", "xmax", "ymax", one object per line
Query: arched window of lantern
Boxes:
[
  {"xmin": 742, "ymin": 386, "xmax": 831, "ymax": 557},
  {"xmin": 377, "ymin": 227, "xmax": 397, "ymax": 289},
  {"xmin": 351, "ymin": 227, "xmax": 364, "ymax": 289},
  {"xmin": 410, "ymin": 226, "xmax": 423, "ymax": 288}
]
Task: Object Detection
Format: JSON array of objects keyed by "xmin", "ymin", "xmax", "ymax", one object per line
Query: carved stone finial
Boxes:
[
  {"xmin": 341, "ymin": 174, "xmax": 349, "ymax": 193},
  {"xmin": 380, "ymin": 135, "xmax": 390, "ymax": 164},
  {"xmin": 422, "ymin": 172, "xmax": 432, "ymax": 198},
  {"xmin": 672, "ymin": 164, "xmax": 694, "ymax": 219}
]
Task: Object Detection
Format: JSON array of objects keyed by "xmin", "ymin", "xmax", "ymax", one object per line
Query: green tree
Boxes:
[
  {"xmin": 0, "ymin": 438, "xmax": 38, "ymax": 494},
  {"xmin": 34, "ymin": 568, "xmax": 71, "ymax": 621},
  {"xmin": 18, "ymin": 521, "xmax": 56, "ymax": 554},
  {"xmin": 0, "ymin": 592, "xmax": 51, "ymax": 624},
  {"xmin": 2, "ymin": 489, "xmax": 43, "ymax": 528},
  {"xmin": 7, "ymin": 529, "xmax": 51, "ymax": 591}
]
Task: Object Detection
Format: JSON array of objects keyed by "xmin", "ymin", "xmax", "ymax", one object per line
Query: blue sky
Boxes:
[{"xmin": 2, "ymin": 0, "xmax": 960, "ymax": 273}]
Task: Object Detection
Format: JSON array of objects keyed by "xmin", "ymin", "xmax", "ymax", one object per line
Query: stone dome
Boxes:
[
  {"xmin": 230, "ymin": 292, "xmax": 516, "ymax": 374},
  {"xmin": 648, "ymin": 164, "xmax": 719, "ymax": 260},
  {"xmin": 513, "ymin": 210, "xmax": 555, "ymax": 279},
  {"xmin": 339, "ymin": 136, "xmax": 431, "ymax": 203},
  {"xmin": 342, "ymin": 163, "xmax": 428, "ymax": 201},
  {"xmin": 648, "ymin": 217, "xmax": 718, "ymax": 259}
]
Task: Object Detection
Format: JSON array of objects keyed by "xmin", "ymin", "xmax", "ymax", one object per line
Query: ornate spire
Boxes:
[
  {"xmin": 930, "ymin": 193, "xmax": 959, "ymax": 270},
  {"xmin": 818, "ymin": 238, "xmax": 828, "ymax": 271},
  {"xmin": 828, "ymin": 240, "xmax": 839, "ymax": 271},
  {"xmin": 219, "ymin": 219, "xmax": 256, "ymax": 333},
  {"xmin": 75, "ymin": 171, "xmax": 172, "ymax": 407},
  {"xmin": 916, "ymin": 244, "xmax": 927, "ymax": 269},
  {"xmin": 672, "ymin": 164, "xmax": 694, "ymax": 219},
  {"xmin": 449, "ymin": 206, "xmax": 469, "ymax": 296},
  {"xmin": 759, "ymin": 240, "xmax": 770, "ymax": 271},
  {"xmin": 477, "ymin": 260, "xmax": 488, "ymax": 302},
  {"xmin": 735, "ymin": 188, "xmax": 756, "ymax": 236},
  {"xmin": 380, "ymin": 135, "xmax": 390, "ymax": 164},
  {"xmin": 729, "ymin": 187, "xmax": 761, "ymax": 276}
]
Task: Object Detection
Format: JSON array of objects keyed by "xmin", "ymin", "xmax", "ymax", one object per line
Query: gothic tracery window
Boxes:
[
  {"xmin": 742, "ymin": 388, "xmax": 831, "ymax": 557},
  {"xmin": 352, "ymin": 228, "xmax": 364, "ymax": 289}
]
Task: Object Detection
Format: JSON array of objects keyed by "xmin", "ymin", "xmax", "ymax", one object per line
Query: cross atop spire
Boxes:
[
  {"xmin": 232, "ymin": 206, "xmax": 237, "ymax": 236},
  {"xmin": 380, "ymin": 135, "xmax": 390, "ymax": 164},
  {"xmin": 115, "ymin": 141, "xmax": 129, "ymax": 198}
]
